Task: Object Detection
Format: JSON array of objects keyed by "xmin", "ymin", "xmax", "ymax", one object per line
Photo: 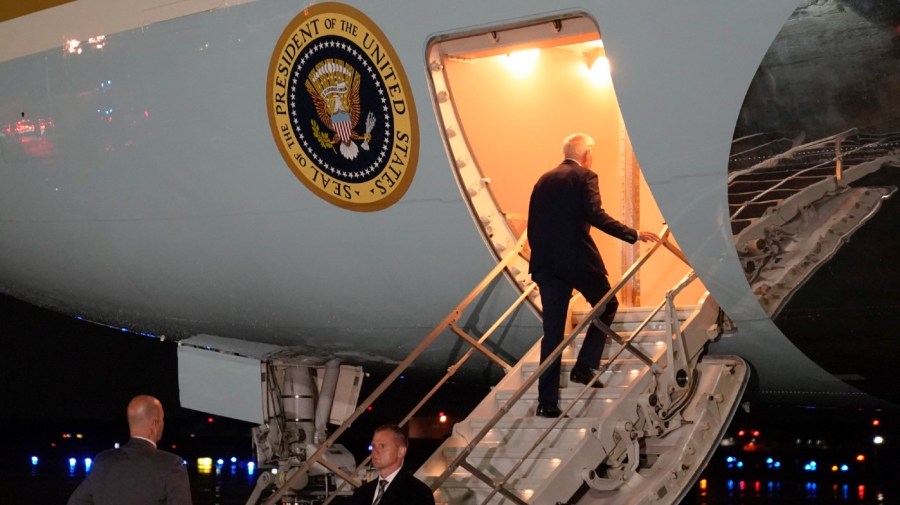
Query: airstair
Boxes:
[
  {"xmin": 259, "ymin": 229, "xmax": 749, "ymax": 505},
  {"xmin": 728, "ymin": 129, "xmax": 900, "ymax": 316},
  {"xmin": 418, "ymin": 306, "xmax": 746, "ymax": 505}
]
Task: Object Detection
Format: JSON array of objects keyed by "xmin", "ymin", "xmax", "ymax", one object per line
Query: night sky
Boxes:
[{"xmin": 0, "ymin": 293, "xmax": 185, "ymax": 421}]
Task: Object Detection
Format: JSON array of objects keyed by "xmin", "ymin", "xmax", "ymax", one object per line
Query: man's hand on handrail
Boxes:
[{"xmin": 637, "ymin": 230, "xmax": 660, "ymax": 243}]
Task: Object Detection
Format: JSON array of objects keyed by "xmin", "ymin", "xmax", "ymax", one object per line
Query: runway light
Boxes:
[
  {"xmin": 84, "ymin": 458, "xmax": 92, "ymax": 472},
  {"xmin": 840, "ymin": 464, "xmax": 849, "ymax": 472},
  {"xmin": 231, "ymin": 457, "xmax": 238, "ymax": 463},
  {"xmin": 197, "ymin": 457, "xmax": 213, "ymax": 475},
  {"xmin": 439, "ymin": 412, "xmax": 447, "ymax": 424},
  {"xmin": 68, "ymin": 458, "xmax": 77, "ymax": 469},
  {"xmin": 857, "ymin": 454, "xmax": 866, "ymax": 462},
  {"xmin": 831, "ymin": 465, "xmax": 839, "ymax": 472},
  {"xmin": 873, "ymin": 419, "xmax": 880, "ymax": 427},
  {"xmin": 30, "ymin": 456, "xmax": 38, "ymax": 466},
  {"xmin": 216, "ymin": 459, "xmax": 224, "ymax": 466},
  {"xmin": 873, "ymin": 436, "xmax": 884, "ymax": 445},
  {"xmin": 804, "ymin": 460, "xmax": 817, "ymax": 472},
  {"xmin": 247, "ymin": 462, "xmax": 256, "ymax": 475}
]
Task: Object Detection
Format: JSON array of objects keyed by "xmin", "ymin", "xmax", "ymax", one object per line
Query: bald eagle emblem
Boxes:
[{"xmin": 306, "ymin": 58, "xmax": 376, "ymax": 160}]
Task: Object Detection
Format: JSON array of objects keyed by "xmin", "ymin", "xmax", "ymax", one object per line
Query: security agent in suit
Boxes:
[
  {"xmin": 68, "ymin": 395, "xmax": 192, "ymax": 505},
  {"xmin": 349, "ymin": 424, "xmax": 434, "ymax": 505},
  {"xmin": 528, "ymin": 133, "xmax": 659, "ymax": 418}
]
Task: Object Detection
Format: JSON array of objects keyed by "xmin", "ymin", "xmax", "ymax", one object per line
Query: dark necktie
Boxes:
[{"xmin": 372, "ymin": 479, "xmax": 387, "ymax": 505}]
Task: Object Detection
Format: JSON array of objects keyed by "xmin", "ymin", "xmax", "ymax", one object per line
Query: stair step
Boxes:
[
  {"xmin": 513, "ymin": 365, "xmax": 642, "ymax": 391},
  {"xmin": 491, "ymin": 388, "xmax": 623, "ymax": 417},
  {"xmin": 425, "ymin": 474, "xmax": 548, "ymax": 505},
  {"xmin": 467, "ymin": 416, "xmax": 598, "ymax": 431},
  {"xmin": 452, "ymin": 423, "xmax": 593, "ymax": 451},
  {"xmin": 571, "ymin": 305, "xmax": 697, "ymax": 323},
  {"xmin": 520, "ymin": 358, "xmax": 648, "ymax": 375},
  {"xmin": 436, "ymin": 446, "xmax": 573, "ymax": 480}
]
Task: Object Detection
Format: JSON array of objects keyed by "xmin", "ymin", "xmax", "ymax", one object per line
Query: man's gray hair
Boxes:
[{"xmin": 562, "ymin": 133, "xmax": 595, "ymax": 160}]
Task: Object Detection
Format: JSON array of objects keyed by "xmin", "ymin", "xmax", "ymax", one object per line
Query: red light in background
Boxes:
[
  {"xmin": 857, "ymin": 454, "xmax": 866, "ymax": 462},
  {"xmin": 439, "ymin": 412, "xmax": 448, "ymax": 424},
  {"xmin": 207, "ymin": 417, "xmax": 214, "ymax": 423},
  {"xmin": 737, "ymin": 430, "xmax": 745, "ymax": 437},
  {"xmin": 752, "ymin": 430, "xmax": 760, "ymax": 437},
  {"xmin": 873, "ymin": 419, "xmax": 881, "ymax": 427}
]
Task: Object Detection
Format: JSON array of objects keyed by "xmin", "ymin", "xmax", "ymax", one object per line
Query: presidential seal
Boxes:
[{"xmin": 267, "ymin": 2, "xmax": 419, "ymax": 212}]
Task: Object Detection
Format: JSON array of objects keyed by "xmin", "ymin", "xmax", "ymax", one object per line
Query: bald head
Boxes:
[{"xmin": 127, "ymin": 395, "xmax": 165, "ymax": 443}]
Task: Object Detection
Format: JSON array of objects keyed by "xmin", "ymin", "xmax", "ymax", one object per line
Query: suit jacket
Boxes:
[
  {"xmin": 68, "ymin": 437, "xmax": 192, "ymax": 505},
  {"xmin": 349, "ymin": 468, "xmax": 435, "ymax": 505},
  {"xmin": 528, "ymin": 159, "xmax": 636, "ymax": 277}
]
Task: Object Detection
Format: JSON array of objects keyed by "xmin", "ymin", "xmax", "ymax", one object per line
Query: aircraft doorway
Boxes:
[{"xmin": 427, "ymin": 13, "xmax": 703, "ymax": 311}]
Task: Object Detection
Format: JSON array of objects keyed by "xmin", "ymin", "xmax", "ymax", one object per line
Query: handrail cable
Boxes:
[
  {"xmin": 320, "ymin": 282, "xmax": 539, "ymax": 505},
  {"xmin": 263, "ymin": 232, "xmax": 532, "ymax": 505},
  {"xmin": 430, "ymin": 226, "xmax": 685, "ymax": 493},
  {"xmin": 479, "ymin": 267, "xmax": 702, "ymax": 504}
]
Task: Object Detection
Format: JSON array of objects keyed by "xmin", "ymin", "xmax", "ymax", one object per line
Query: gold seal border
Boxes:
[{"xmin": 266, "ymin": 2, "xmax": 419, "ymax": 212}]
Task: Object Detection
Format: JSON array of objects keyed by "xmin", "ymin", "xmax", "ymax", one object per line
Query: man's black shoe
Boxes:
[
  {"xmin": 570, "ymin": 367, "xmax": 603, "ymax": 388},
  {"xmin": 535, "ymin": 404, "xmax": 564, "ymax": 418}
]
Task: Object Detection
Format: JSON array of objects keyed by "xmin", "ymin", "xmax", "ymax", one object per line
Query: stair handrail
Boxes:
[
  {"xmin": 262, "ymin": 232, "xmax": 534, "ymax": 505},
  {"xmin": 478, "ymin": 268, "xmax": 703, "ymax": 504},
  {"xmin": 430, "ymin": 225, "xmax": 688, "ymax": 495},
  {"xmin": 728, "ymin": 128, "xmax": 864, "ymax": 221}
]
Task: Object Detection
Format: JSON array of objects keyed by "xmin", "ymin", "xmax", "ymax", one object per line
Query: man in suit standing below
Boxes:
[
  {"xmin": 68, "ymin": 395, "xmax": 192, "ymax": 505},
  {"xmin": 528, "ymin": 133, "xmax": 659, "ymax": 418},
  {"xmin": 349, "ymin": 424, "xmax": 434, "ymax": 505}
]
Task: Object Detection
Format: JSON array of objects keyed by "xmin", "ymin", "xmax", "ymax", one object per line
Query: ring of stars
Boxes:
[{"xmin": 288, "ymin": 38, "xmax": 393, "ymax": 181}]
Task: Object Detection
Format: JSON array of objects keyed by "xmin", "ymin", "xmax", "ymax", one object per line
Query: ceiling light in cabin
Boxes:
[{"xmin": 503, "ymin": 49, "xmax": 540, "ymax": 77}]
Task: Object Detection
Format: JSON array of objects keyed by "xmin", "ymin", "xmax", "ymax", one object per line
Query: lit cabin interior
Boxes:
[{"xmin": 427, "ymin": 14, "xmax": 705, "ymax": 310}]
